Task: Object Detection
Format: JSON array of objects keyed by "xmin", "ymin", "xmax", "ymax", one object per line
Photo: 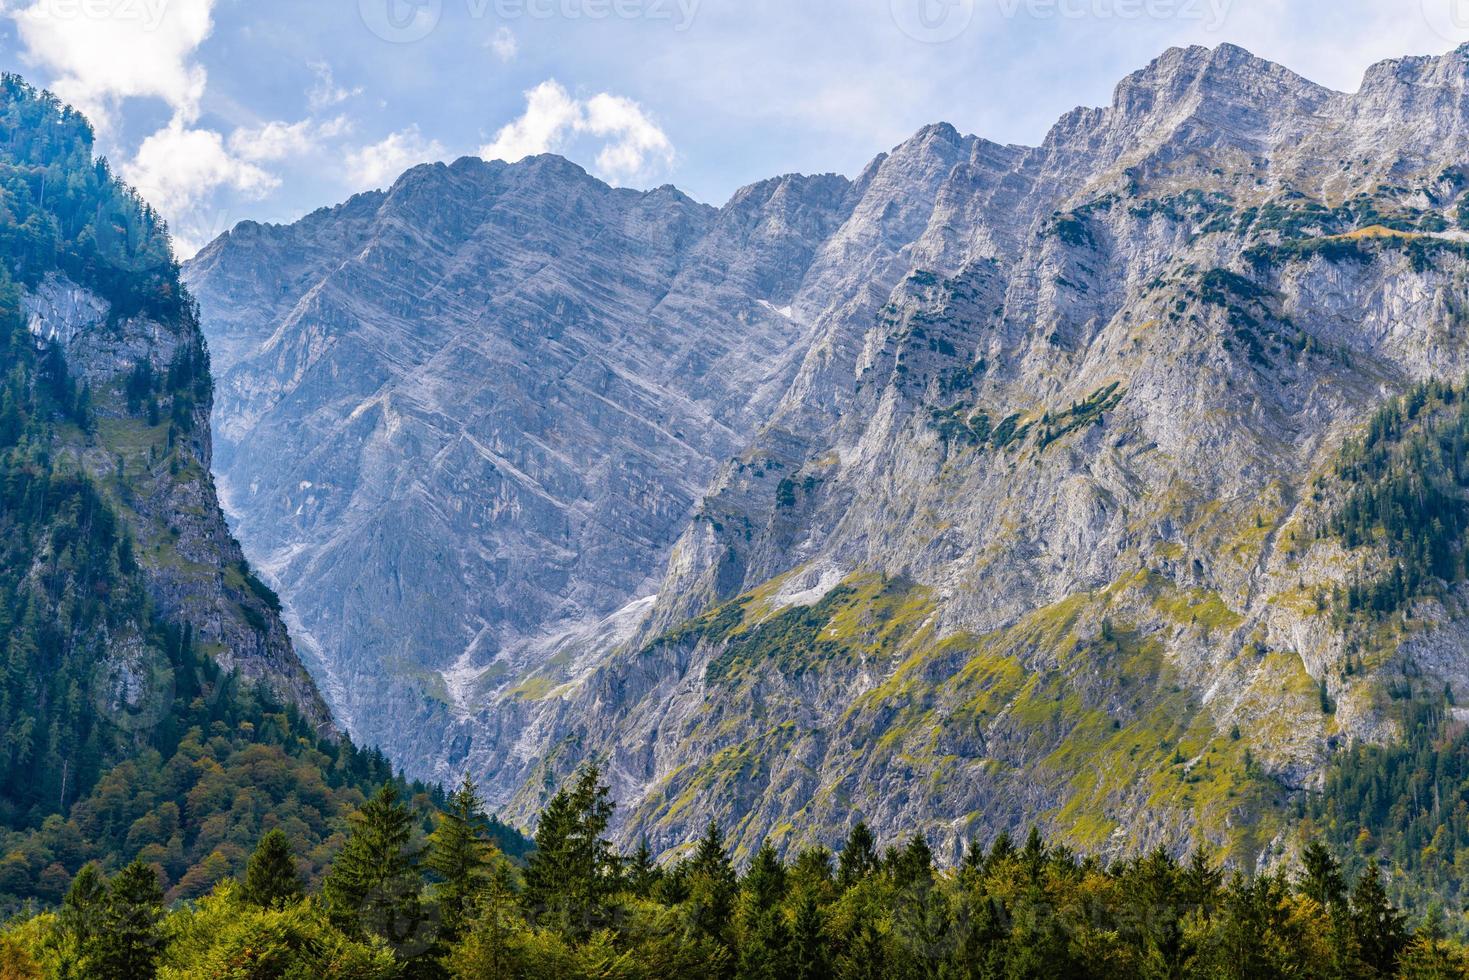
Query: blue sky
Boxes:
[{"xmin": 2, "ymin": 0, "xmax": 1465, "ymax": 255}]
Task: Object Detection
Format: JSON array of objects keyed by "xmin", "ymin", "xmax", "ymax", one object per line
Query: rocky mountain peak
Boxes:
[{"xmin": 189, "ymin": 42, "xmax": 1469, "ymax": 864}]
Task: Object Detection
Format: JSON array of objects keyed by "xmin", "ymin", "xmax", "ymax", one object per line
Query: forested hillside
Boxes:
[
  {"xmin": 0, "ymin": 75, "xmax": 526, "ymax": 913},
  {"xmin": 2, "ymin": 766, "xmax": 1462, "ymax": 979}
]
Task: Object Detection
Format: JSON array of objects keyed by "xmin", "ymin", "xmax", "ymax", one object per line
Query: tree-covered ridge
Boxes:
[
  {"xmin": 4, "ymin": 766, "xmax": 1463, "ymax": 979},
  {"xmin": 0, "ymin": 73, "xmax": 182, "ymax": 322},
  {"xmin": 1299, "ymin": 379, "xmax": 1469, "ymax": 912},
  {"xmin": 0, "ymin": 283, "xmax": 440, "ymax": 910},
  {"xmin": 1326, "ymin": 379, "xmax": 1469, "ymax": 619},
  {"xmin": 0, "ymin": 75, "xmax": 531, "ymax": 915}
]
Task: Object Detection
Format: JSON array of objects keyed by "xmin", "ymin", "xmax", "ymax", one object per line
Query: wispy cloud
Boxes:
[
  {"xmin": 307, "ymin": 60, "xmax": 362, "ymax": 113},
  {"xmin": 480, "ymin": 80, "xmax": 674, "ymax": 184},
  {"xmin": 487, "ymin": 27, "xmax": 518, "ymax": 62},
  {"xmin": 345, "ymin": 126, "xmax": 449, "ymax": 190}
]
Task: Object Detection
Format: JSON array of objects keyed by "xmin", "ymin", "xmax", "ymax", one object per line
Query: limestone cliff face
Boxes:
[
  {"xmin": 191, "ymin": 43, "xmax": 1469, "ymax": 861},
  {"xmin": 25, "ymin": 273, "xmax": 333, "ymax": 732}
]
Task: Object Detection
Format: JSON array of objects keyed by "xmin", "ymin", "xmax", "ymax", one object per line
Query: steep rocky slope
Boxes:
[
  {"xmin": 0, "ymin": 74, "xmax": 466, "ymax": 910},
  {"xmin": 185, "ymin": 155, "xmax": 855, "ymax": 758},
  {"xmin": 191, "ymin": 43, "xmax": 1469, "ymax": 866}
]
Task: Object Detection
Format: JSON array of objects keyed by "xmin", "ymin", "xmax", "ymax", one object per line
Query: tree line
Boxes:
[{"xmin": 4, "ymin": 764, "xmax": 1464, "ymax": 979}]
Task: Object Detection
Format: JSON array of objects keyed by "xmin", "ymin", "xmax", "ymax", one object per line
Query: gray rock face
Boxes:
[
  {"xmin": 185, "ymin": 155, "xmax": 853, "ymax": 755},
  {"xmin": 24, "ymin": 273, "xmax": 333, "ymax": 730},
  {"xmin": 190, "ymin": 42, "xmax": 1469, "ymax": 860}
]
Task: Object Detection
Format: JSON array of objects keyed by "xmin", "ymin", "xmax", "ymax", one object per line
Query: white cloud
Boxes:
[
  {"xmin": 228, "ymin": 119, "xmax": 315, "ymax": 163},
  {"xmin": 226, "ymin": 115, "xmax": 353, "ymax": 163},
  {"xmin": 479, "ymin": 80, "xmax": 583, "ymax": 163},
  {"xmin": 124, "ymin": 119, "xmax": 278, "ymax": 214},
  {"xmin": 345, "ymin": 126, "xmax": 449, "ymax": 190},
  {"xmin": 122, "ymin": 119, "xmax": 279, "ymax": 256},
  {"xmin": 479, "ymin": 80, "xmax": 675, "ymax": 185},
  {"xmin": 582, "ymin": 93, "xmax": 674, "ymax": 183},
  {"xmin": 9, "ymin": 0, "xmax": 214, "ymax": 128},
  {"xmin": 307, "ymin": 60, "xmax": 362, "ymax": 113},
  {"xmin": 488, "ymin": 27, "xmax": 518, "ymax": 62}
]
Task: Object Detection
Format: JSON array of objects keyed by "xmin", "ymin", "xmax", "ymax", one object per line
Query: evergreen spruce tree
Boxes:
[
  {"xmin": 1298, "ymin": 840, "xmax": 1346, "ymax": 910},
  {"xmin": 742, "ymin": 842, "xmax": 787, "ymax": 911},
  {"xmin": 687, "ymin": 821, "xmax": 738, "ymax": 944},
  {"xmin": 626, "ymin": 837, "xmax": 662, "ymax": 898},
  {"xmin": 791, "ymin": 891, "xmax": 834, "ymax": 980},
  {"xmin": 986, "ymin": 830, "xmax": 1016, "ymax": 870},
  {"xmin": 837, "ymin": 822, "xmax": 879, "ymax": 890},
  {"xmin": 89, "ymin": 860, "xmax": 163, "ymax": 980},
  {"xmin": 737, "ymin": 842, "xmax": 792, "ymax": 980},
  {"xmin": 891, "ymin": 833, "xmax": 934, "ymax": 892},
  {"xmin": 427, "ymin": 774, "xmax": 495, "ymax": 941},
  {"xmin": 1020, "ymin": 826, "xmax": 1047, "ymax": 880},
  {"xmin": 57, "ymin": 863, "xmax": 106, "ymax": 976},
  {"xmin": 240, "ymin": 828, "xmax": 303, "ymax": 909},
  {"xmin": 1179, "ymin": 847, "xmax": 1223, "ymax": 916},
  {"xmin": 1350, "ymin": 864, "xmax": 1407, "ymax": 976},
  {"xmin": 958, "ymin": 838, "xmax": 985, "ymax": 883},
  {"xmin": 321, "ymin": 782, "xmax": 426, "ymax": 952},
  {"xmin": 521, "ymin": 764, "xmax": 617, "ymax": 936},
  {"xmin": 789, "ymin": 846, "xmax": 834, "ymax": 899}
]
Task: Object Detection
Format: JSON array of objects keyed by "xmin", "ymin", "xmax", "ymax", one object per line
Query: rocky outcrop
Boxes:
[
  {"xmin": 25, "ymin": 273, "xmax": 333, "ymax": 731},
  {"xmin": 190, "ymin": 43, "xmax": 1469, "ymax": 860}
]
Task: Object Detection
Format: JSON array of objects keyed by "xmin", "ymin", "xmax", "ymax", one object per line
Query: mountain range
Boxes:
[{"xmin": 184, "ymin": 41, "xmax": 1469, "ymax": 870}]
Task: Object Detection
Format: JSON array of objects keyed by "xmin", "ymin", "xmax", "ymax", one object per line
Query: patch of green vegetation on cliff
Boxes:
[
  {"xmin": 1325, "ymin": 378, "xmax": 1469, "ymax": 620},
  {"xmin": 704, "ymin": 575, "xmax": 927, "ymax": 685},
  {"xmin": 680, "ymin": 569, "xmax": 1284, "ymax": 862},
  {"xmin": 1311, "ymin": 687, "xmax": 1469, "ymax": 911}
]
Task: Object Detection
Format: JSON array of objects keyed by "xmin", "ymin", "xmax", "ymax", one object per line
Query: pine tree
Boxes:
[
  {"xmin": 89, "ymin": 860, "xmax": 163, "ymax": 980},
  {"xmin": 688, "ymin": 820, "xmax": 739, "ymax": 951},
  {"xmin": 791, "ymin": 891, "xmax": 833, "ymax": 980},
  {"xmin": 240, "ymin": 828, "xmax": 303, "ymax": 909},
  {"xmin": 625, "ymin": 837, "xmax": 662, "ymax": 898},
  {"xmin": 521, "ymin": 764, "xmax": 617, "ymax": 936},
  {"xmin": 321, "ymin": 782, "xmax": 426, "ymax": 953},
  {"xmin": 1298, "ymin": 839, "xmax": 1347, "ymax": 910},
  {"xmin": 1350, "ymin": 864, "xmax": 1407, "ymax": 976},
  {"xmin": 427, "ymin": 774, "xmax": 495, "ymax": 941},
  {"xmin": 837, "ymin": 822, "xmax": 879, "ymax": 889}
]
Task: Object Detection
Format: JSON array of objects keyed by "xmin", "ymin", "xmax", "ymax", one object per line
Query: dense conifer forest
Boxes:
[{"xmin": 2, "ymin": 765, "xmax": 1462, "ymax": 979}]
